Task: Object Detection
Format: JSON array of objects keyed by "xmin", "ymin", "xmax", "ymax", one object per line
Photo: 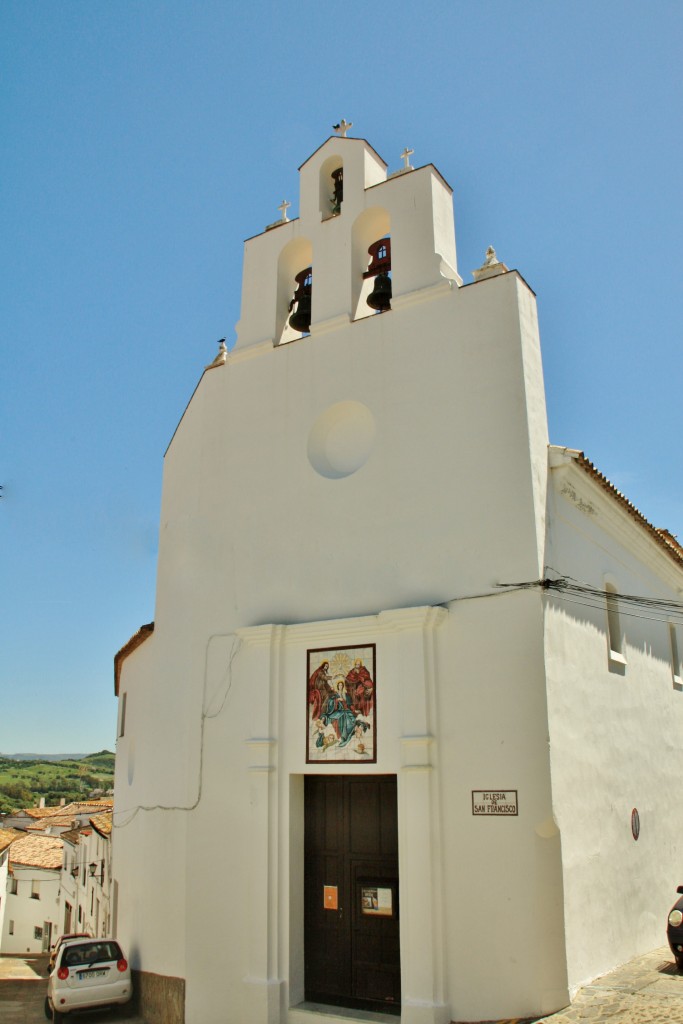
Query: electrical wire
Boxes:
[
  {"xmin": 112, "ymin": 575, "xmax": 683, "ymax": 827},
  {"xmin": 113, "ymin": 635, "xmax": 242, "ymax": 829}
]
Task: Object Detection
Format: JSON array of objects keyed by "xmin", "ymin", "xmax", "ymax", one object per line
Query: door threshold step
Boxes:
[{"xmin": 290, "ymin": 1000, "xmax": 400, "ymax": 1023}]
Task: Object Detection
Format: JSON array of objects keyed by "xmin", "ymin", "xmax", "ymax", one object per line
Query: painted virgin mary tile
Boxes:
[{"xmin": 306, "ymin": 644, "xmax": 376, "ymax": 763}]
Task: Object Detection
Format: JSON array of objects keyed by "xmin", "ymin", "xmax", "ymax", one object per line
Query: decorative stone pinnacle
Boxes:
[
  {"xmin": 205, "ymin": 337, "xmax": 228, "ymax": 370},
  {"xmin": 472, "ymin": 245, "xmax": 509, "ymax": 282},
  {"xmin": 332, "ymin": 119, "xmax": 352, "ymax": 138},
  {"xmin": 278, "ymin": 199, "xmax": 291, "ymax": 223}
]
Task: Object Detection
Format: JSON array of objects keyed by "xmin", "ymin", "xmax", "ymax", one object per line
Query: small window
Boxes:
[
  {"xmin": 34, "ymin": 926, "xmax": 43, "ymax": 940},
  {"xmin": 118, "ymin": 692, "xmax": 127, "ymax": 739},
  {"xmin": 9, "ymin": 920, "xmax": 14, "ymax": 935},
  {"xmin": 31, "ymin": 880, "xmax": 40, "ymax": 900},
  {"xmin": 671, "ymin": 624, "xmax": 683, "ymax": 687},
  {"xmin": 605, "ymin": 583, "xmax": 626, "ymax": 666},
  {"xmin": 9, "ymin": 877, "xmax": 18, "ymax": 895}
]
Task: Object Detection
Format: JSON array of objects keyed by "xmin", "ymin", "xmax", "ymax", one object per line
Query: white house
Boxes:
[
  {"xmin": 2, "ymin": 834, "xmax": 63, "ymax": 954},
  {"xmin": 0, "ymin": 829, "xmax": 23, "ymax": 946},
  {"xmin": 112, "ymin": 130, "xmax": 683, "ymax": 1024},
  {"xmin": 59, "ymin": 811, "xmax": 113, "ymax": 939}
]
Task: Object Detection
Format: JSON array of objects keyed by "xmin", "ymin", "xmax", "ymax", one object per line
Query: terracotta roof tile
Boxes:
[
  {"xmin": 0, "ymin": 828, "xmax": 25, "ymax": 853},
  {"xmin": 9, "ymin": 835, "xmax": 64, "ymax": 870},
  {"xmin": 60, "ymin": 829, "xmax": 82, "ymax": 845},
  {"xmin": 89, "ymin": 812, "xmax": 112, "ymax": 837},
  {"xmin": 114, "ymin": 622, "xmax": 154, "ymax": 695},
  {"xmin": 575, "ymin": 451, "xmax": 683, "ymax": 570},
  {"xmin": 59, "ymin": 800, "xmax": 113, "ymax": 815},
  {"xmin": 26, "ymin": 815, "xmax": 77, "ymax": 832}
]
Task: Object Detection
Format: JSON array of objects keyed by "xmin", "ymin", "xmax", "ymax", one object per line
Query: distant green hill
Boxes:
[
  {"xmin": 0, "ymin": 753, "xmax": 88, "ymax": 761},
  {"xmin": 0, "ymin": 752, "xmax": 115, "ymax": 815}
]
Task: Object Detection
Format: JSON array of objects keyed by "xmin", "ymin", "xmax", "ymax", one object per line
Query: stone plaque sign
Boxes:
[{"xmin": 472, "ymin": 790, "xmax": 518, "ymax": 816}]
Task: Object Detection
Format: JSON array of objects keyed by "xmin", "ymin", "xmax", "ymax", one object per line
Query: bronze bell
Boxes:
[
  {"xmin": 366, "ymin": 272, "xmax": 392, "ymax": 312},
  {"xmin": 331, "ymin": 167, "xmax": 343, "ymax": 214},
  {"xmin": 288, "ymin": 267, "xmax": 312, "ymax": 332}
]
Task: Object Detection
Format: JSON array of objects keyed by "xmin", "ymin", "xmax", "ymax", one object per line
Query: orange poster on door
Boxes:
[{"xmin": 323, "ymin": 885, "xmax": 338, "ymax": 910}]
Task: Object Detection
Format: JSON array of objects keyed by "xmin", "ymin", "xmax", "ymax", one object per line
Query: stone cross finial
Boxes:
[
  {"xmin": 472, "ymin": 245, "xmax": 509, "ymax": 282},
  {"xmin": 278, "ymin": 199, "xmax": 291, "ymax": 223},
  {"xmin": 400, "ymin": 147, "xmax": 414, "ymax": 171},
  {"xmin": 332, "ymin": 119, "xmax": 352, "ymax": 138}
]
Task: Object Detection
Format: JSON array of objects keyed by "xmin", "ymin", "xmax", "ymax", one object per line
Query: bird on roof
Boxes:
[{"xmin": 332, "ymin": 120, "xmax": 352, "ymax": 137}]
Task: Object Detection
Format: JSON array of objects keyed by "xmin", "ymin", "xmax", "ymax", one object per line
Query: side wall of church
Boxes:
[{"xmin": 544, "ymin": 460, "xmax": 683, "ymax": 993}]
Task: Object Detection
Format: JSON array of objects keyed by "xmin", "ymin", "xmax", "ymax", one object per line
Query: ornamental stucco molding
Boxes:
[
  {"xmin": 236, "ymin": 605, "xmax": 448, "ymax": 647},
  {"xmin": 559, "ymin": 479, "xmax": 598, "ymax": 518}
]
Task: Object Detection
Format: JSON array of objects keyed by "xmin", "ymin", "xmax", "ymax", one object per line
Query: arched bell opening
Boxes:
[
  {"xmin": 276, "ymin": 237, "xmax": 314, "ymax": 345},
  {"xmin": 364, "ymin": 238, "xmax": 392, "ymax": 313},
  {"xmin": 319, "ymin": 155, "xmax": 344, "ymax": 220},
  {"xmin": 351, "ymin": 207, "xmax": 391, "ymax": 321},
  {"xmin": 288, "ymin": 267, "xmax": 312, "ymax": 333}
]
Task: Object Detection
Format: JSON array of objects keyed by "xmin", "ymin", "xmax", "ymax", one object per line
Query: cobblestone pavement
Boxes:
[
  {"xmin": 2, "ymin": 947, "xmax": 682, "ymax": 1023},
  {"xmin": 531, "ymin": 946, "xmax": 683, "ymax": 1024}
]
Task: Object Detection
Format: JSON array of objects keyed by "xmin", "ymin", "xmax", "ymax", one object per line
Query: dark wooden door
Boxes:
[{"xmin": 304, "ymin": 775, "xmax": 400, "ymax": 1013}]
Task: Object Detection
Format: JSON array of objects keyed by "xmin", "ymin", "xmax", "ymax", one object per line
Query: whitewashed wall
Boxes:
[
  {"xmin": 113, "ymin": 135, "xmax": 568, "ymax": 1023},
  {"xmin": 1, "ymin": 867, "xmax": 60, "ymax": 954},
  {"xmin": 544, "ymin": 452, "xmax": 683, "ymax": 993},
  {"xmin": 0, "ymin": 848, "xmax": 9, "ymax": 946}
]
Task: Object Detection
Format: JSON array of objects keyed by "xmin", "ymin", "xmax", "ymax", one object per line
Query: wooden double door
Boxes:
[{"xmin": 304, "ymin": 775, "xmax": 400, "ymax": 1013}]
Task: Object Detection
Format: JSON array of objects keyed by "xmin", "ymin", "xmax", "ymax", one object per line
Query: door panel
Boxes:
[{"xmin": 304, "ymin": 775, "xmax": 400, "ymax": 1012}]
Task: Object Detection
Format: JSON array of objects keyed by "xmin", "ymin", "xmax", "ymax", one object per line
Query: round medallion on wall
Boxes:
[
  {"xmin": 307, "ymin": 400, "xmax": 376, "ymax": 479},
  {"xmin": 631, "ymin": 807, "xmax": 640, "ymax": 841}
]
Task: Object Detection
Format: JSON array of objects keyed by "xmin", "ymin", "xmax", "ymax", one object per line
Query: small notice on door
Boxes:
[
  {"xmin": 323, "ymin": 885, "xmax": 338, "ymax": 910},
  {"xmin": 471, "ymin": 790, "xmax": 518, "ymax": 816},
  {"xmin": 361, "ymin": 886, "xmax": 393, "ymax": 917}
]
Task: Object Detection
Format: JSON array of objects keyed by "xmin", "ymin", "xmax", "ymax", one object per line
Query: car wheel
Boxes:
[
  {"xmin": 676, "ymin": 957, "xmax": 683, "ymax": 971},
  {"xmin": 52, "ymin": 1009, "xmax": 65, "ymax": 1023},
  {"xmin": 44, "ymin": 996, "xmax": 52, "ymax": 1020}
]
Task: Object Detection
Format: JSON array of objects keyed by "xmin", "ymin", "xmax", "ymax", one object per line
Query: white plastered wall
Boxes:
[
  {"xmin": 113, "ymin": 137, "xmax": 563, "ymax": 1022},
  {"xmin": 544, "ymin": 457, "xmax": 683, "ymax": 992},
  {"xmin": 1, "ymin": 867, "xmax": 60, "ymax": 954}
]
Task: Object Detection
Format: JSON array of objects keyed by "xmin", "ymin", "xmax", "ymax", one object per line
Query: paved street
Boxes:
[
  {"xmin": 0, "ymin": 953, "xmax": 145, "ymax": 1024},
  {"xmin": 533, "ymin": 946, "xmax": 683, "ymax": 1024},
  {"xmin": 1, "ymin": 947, "xmax": 682, "ymax": 1023}
]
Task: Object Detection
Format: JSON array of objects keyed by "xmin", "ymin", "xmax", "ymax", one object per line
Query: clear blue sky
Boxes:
[{"xmin": 2, "ymin": 2, "xmax": 682, "ymax": 754}]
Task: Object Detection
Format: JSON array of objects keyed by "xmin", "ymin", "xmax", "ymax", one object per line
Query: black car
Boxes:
[{"xmin": 667, "ymin": 885, "xmax": 683, "ymax": 969}]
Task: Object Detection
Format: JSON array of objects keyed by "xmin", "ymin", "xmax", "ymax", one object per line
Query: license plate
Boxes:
[{"xmin": 78, "ymin": 968, "xmax": 108, "ymax": 980}]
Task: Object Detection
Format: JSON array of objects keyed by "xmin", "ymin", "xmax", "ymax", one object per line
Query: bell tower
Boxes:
[{"xmin": 234, "ymin": 132, "xmax": 461, "ymax": 350}]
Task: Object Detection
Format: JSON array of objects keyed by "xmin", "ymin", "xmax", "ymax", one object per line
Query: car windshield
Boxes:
[{"xmin": 62, "ymin": 941, "xmax": 122, "ymax": 968}]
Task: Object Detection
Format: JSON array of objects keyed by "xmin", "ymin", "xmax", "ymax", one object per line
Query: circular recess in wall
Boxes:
[{"xmin": 307, "ymin": 400, "xmax": 376, "ymax": 479}]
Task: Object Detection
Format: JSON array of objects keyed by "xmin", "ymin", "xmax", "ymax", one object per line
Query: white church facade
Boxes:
[{"xmin": 112, "ymin": 131, "xmax": 683, "ymax": 1024}]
